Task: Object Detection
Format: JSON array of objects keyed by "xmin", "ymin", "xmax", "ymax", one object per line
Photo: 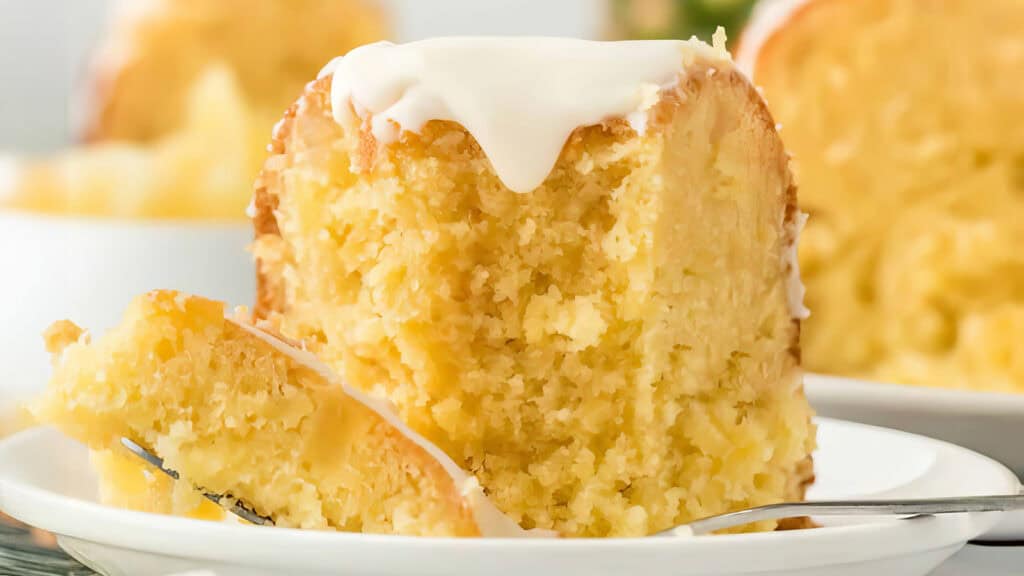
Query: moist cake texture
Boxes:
[
  {"xmin": 32, "ymin": 291, "xmax": 533, "ymax": 537},
  {"xmin": 253, "ymin": 36, "xmax": 816, "ymax": 536},
  {"xmin": 742, "ymin": 0, "xmax": 1024, "ymax": 392}
]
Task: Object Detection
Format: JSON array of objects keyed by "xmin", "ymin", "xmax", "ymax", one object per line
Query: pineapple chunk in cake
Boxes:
[
  {"xmin": 33, "ymin": 290, "xmax": 531, "ymax": 537},
  {"xmin": 253, "ymin": 37, "xmax": 816, "ymax": 536}
]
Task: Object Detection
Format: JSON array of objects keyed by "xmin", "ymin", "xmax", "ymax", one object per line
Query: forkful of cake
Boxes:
[{"xmin": 120, "ymin": 431, "xmax": 1024, "ymax": 536}]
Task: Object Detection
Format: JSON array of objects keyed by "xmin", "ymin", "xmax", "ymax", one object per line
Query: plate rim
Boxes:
[
  {"xmin": 805, "ymin": 373, "xmax": 1024, "ymax": 415},
  {"xmin": 0, "ymin": 418, "xmax": 1016, "ymax": 572}
]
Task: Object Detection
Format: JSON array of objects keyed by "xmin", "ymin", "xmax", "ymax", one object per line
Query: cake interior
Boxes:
[
  {"xmin": 32, "ymin": 291, "xmax": 480, "ymax": 536},
  {"xmin": 255, "ymin": 65, "xmax": 815, "ymax": 536},
  {"xmin": 756, "ymin": 0, "xmax": 1024, "ymax": 391}
]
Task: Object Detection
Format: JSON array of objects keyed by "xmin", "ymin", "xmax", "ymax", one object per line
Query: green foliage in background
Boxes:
[{"xmin": 610, "ymin": 0, "xmax": 758, "ymax": 45}]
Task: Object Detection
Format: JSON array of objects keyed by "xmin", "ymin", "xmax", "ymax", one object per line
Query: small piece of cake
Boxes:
[
  {"xmin": 32, "ymin": 291, "xmax": 533, "ymax": 537},
  {"xmin": 253, "ymin": 36, "xmax": 816, "ymax": 536},
  {"xmin": 85, "ymin": 0, "xmax": 388, "ymax": 142},
  {"xmin": 739, "ymin": 0, "xmax": 1024, "ymax": 392}
]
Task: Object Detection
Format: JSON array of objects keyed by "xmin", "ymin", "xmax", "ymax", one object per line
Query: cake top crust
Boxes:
[{"xmin": 320, "ymin": 36, "xmax": 732, "ymax": 192}]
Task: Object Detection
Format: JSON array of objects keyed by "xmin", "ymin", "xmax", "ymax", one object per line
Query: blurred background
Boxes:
[
  {"xmin": 1, "ymin": 0, "xmax": 1021, "ymax": 411},
  {"xmin": 0, "ymin": 0, "xmax": 756, "ymax": 154},
  {"xmin": 0, "ymin": 0, "xmax": 762, "ymax": 415}
]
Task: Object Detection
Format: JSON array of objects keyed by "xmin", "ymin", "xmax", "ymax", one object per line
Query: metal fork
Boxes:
[
  {"xmin": 660, "ymin": 493, "xmax": 1024, "ymax": 535},
  {"xmin": 120, "ymin": 438, "xmax": 274, "ymax": 526},
  {"xmin": 122, "ymin": 437, "xmax": 1024, "ymax": 536}
]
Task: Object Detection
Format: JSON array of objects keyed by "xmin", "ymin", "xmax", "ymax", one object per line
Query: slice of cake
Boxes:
[
  {"xmin": 253, "ymin": 35, "xmax": 816, "ymax": 536},
  {"xmin": 85, "ymin": 0, "xmax": 388, "ymax": 142},
  {"xmin": 32, "ymin": 290, "xmax": 533, "ymax": 537},
  {"xmin": 739, "ymin": 0, "xmax": 1024, "ymax": 392}
]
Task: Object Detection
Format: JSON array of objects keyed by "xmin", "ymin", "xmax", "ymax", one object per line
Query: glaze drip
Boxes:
[{"xmin": 322, "ymin": 37, "xmax": 729, "ymax": 192}]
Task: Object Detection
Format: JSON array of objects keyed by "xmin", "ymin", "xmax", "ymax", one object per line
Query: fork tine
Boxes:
[{"xmin": 119, "ymin": 438, "xmax": 275, "ymax": 526}]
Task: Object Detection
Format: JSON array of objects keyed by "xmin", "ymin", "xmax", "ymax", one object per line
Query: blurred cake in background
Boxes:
[
  {"xmin": 85, "ymin": 0, "xmax": 388, "ymax": 142},
  {"xmin": 608, "ymin": 0, "xmax": 758, "ymax": 46},
  {"xmin": 740, "ymin": 0, "xmax": 1024, "ymax": 392},
  {"xmin": 3, "ymin": 67, "xmax": 260, "ymax": 219},
  {"xmin": 1, "ymin": 0, "xmax": 388, "ymax": 219}
]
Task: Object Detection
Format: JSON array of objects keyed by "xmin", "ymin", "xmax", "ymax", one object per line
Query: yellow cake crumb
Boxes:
[
  {"xmin": 32, "ymin": 291, "xmax": 483, "ymax": 536},
  {"xmin": 42, "ymin": 320, "xmax": 86, "ymax": 355},
  {"xmin": 253, "ymin": 53, "xmax": 816, "ymax": 536}
]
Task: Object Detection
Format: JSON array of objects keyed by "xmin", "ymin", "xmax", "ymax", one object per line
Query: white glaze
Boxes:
[
  {"xmin": 229, "ymin": 318, "xmax": 555, "ymax": 538},
  {"xmin": 318, "ymin": 36, "xmax": 806, "ymax": 318},
  {"xmin": 321, "ymin": 37, "xmax": 730, "ymax": 193},
  {"xmin": 787, "ymin": 212, "xmax": 810, "ymax": 320}
]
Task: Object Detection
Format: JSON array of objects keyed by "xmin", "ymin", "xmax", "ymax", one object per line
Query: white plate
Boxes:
[
  {"xmin": 0, "ymin": 210, "xmax": 255, "ymax": 403},
  {"xmin": 0, "ymin": 419, "xmax": 1018, "ymax": 576},
  {"xmin": 806, "ymin": 374, "xmax": 1024, "ymax": 540}
]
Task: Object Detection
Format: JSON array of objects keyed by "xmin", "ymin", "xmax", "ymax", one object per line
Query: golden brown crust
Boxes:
[
  {"xmin": 252, "ymin": 166, "xmax": 284, "ymax": 318},
  {"xmin": 773, "ymin": 454, "xmax": 817, "ymax": 531},
  {"xmin": 252, "ymin": 78, "xmax": 330, "ymax": 319},
  {"xmin": 710, "ymin": 71, "xmax": 815, "ymax": 513},
  {"xmin": 743, "ymin": 0, "xmax": 849, "ymax": 84},
  {"xmin": 716, "ymin": 68, "xmax": 803, "ymax": 366},
  {"xmin": 776, "ymin": 516, "xmax": 818, "ymax": 530}
]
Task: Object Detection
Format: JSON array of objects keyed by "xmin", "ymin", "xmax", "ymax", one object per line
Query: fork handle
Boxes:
[{"xmin": 662, "ymin": 493, "xmax": 1024, "ymax": 536}]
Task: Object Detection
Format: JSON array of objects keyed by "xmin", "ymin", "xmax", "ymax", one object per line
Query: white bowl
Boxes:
[
  {"xmin": 0, "ymin": 419, "xmax": 1018, "ymax": 576},
  {"xmin": 0, "ymin": 210, "xmax": 255, "ymax": 401}
]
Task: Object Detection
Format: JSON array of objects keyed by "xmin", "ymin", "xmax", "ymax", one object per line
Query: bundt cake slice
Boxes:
[
  {"xmin": 739, "ymin": 0, "xmax": 1024, "ymax": 392},
  {"xmin": 32, "ymin": 290, "xmax": 532, "ymax": 537},
  {"xmin": 252, "ymin": 36, "xmax": 816, "ymax": 536}
]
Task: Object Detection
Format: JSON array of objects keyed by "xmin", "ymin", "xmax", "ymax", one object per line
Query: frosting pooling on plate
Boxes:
[{"xmin": 321, "ymin": 37, "xmax": 729, "ymax": 193}]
